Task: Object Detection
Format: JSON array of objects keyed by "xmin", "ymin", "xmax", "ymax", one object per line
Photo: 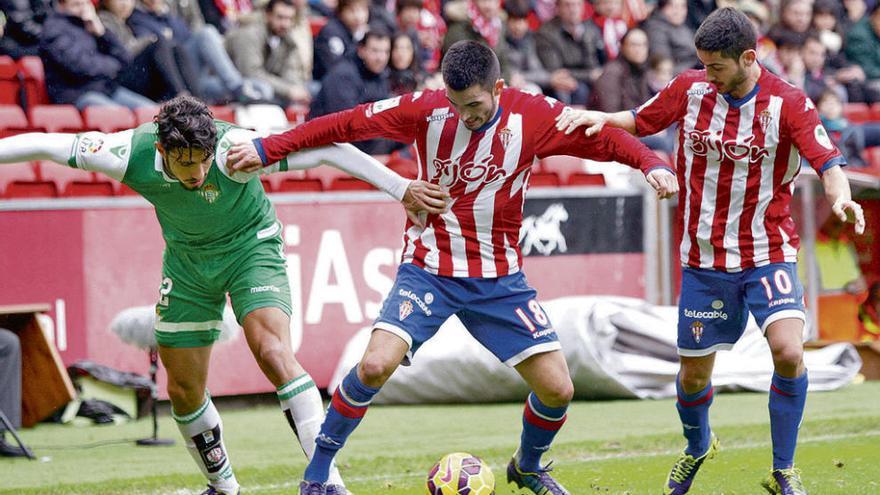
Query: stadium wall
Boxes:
[{"xmin": 0, "ymin": 189, "xmax": 647, "ymax": 397}]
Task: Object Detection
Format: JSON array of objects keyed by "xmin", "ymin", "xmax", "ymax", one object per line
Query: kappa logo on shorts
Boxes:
[
  {"xmin": 691, "ymin": 321, "xmax": 704, "ymax": 343},
  {"xmin": 399, "ymin": 300, "xmax": 413, "ymax": 321}
]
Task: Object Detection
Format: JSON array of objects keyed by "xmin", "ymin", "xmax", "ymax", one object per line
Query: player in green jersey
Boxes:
[{"xmin": 0, "ymin": 96, "xmax": 449, "ymax": 495}]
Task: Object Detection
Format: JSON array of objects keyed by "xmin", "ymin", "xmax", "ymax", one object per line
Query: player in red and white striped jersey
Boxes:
[
  {"xmin": 229, "ymin": 41, "xmax": 676, "ymax": 495},
  {"xmin": 557, "ymin": 8, "xmax": 865, "ymax": 495}
]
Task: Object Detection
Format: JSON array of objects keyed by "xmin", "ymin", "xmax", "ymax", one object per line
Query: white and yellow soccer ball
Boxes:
[{"xmin": 426, "ymin": 452, "xmax": 495, "ymax": 495}]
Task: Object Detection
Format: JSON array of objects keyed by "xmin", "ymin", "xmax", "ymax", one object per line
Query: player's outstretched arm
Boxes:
[
  {"xmin": 822, "ymin": 165, "xmax": 865, "ymax": 235},
  {"xmin": 0, "ymin": 131, "xmax": 130, "ymax": 181},
  {"xmin": 0, "ymin": 132, "xmax": 76, "ymax": 165},
  {"xmin": 555, "ymin": 109, "xmax": 637, "ymax": 136},
  {"xmin": 284, "ymin": 143, "xmax": 449, "ymax": 226}
]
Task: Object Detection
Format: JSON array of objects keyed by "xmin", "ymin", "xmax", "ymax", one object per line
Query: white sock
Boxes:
[
  {"xmin": 173, "ymin": 394, "xmax": 239, "ymax": 494},
  {"xmin": 277, "ymin": 374, "xmax": 345, "ymax": 487}
]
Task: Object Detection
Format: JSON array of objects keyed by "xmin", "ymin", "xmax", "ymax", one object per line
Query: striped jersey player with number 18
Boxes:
[
  {"xmin": 557, "ymin": 8, "xmax": 866, "ymax": 495},
  {"xmin": 228, "ymin": 40, "xmax": 677, "ymax": 495}
]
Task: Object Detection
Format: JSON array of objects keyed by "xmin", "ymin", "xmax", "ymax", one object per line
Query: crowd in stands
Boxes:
[{"xmin": 4, "ymin": 0, "xmax": 880, "ymax": 166}]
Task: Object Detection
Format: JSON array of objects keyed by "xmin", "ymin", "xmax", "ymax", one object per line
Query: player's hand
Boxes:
[
  {"xmin": 227, "ymin": 142, "xmax": 264, "ymax": 173},
  {"xmin": 647, "ymin": 168, "xmax": 677, "ymax": 200},
  {"xmin": 555, "ymin": 108, "xmax": 609, "ymax": 137},
  {"xmin": 832, "ymin": 198, "xmax": 866, "ymax": 235},
  {"xmin": 402, "ymin": 180, "xmax": 450, "ymax": 228}
]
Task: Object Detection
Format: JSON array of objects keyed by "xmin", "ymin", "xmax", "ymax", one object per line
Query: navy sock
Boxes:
[
  {"xmin": 769, "ymin": 371, "xmax": 808, "ymax": 470},
  {"xmin": 518, "ymin": 393, "xmax": 568, "ymax": 472},
  {"xmin": 304, "ymin": 367, "xmax": 379, "ymax": 483},
  {"xmin": 676, "ymin": 377, "xmax": 714, "ymax": 457}
]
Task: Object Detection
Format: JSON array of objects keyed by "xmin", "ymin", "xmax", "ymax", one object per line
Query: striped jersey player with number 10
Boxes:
[
  {"xmin": 557, "ymin": 8, "xmax": 866, "ymax": 495},
  {"xmin": 0, "ymin": 96, "xmax": 449, "ymax": 495},
  {"xmin": 228, "ymin": 40, "xmax": 678, "ymax": 495}
]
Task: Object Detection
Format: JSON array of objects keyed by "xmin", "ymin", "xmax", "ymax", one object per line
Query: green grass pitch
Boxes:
[{"xmin": 2, "ymin": 381, "xmax": 878, "ymax": 494}]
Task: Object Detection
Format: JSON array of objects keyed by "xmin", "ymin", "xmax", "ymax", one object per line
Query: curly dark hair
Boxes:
[
  {"xmin": 441, "ymin": 40, "xmax": 500, "ymax": 91},
  {"xmin": 694, "ymin": 7, "xmax": 757, "ymax": 60},
  {"xmin": 155, "ymin": 95, "xmax": 217, "ymax": 156}
]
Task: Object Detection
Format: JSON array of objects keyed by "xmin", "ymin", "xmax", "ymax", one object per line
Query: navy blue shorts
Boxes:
[
  {"xmin": 374, "ymin": 264, "xmax": 561, "ymax": 366},
  {"xmin": 678, "ymin": 262, "xmax": 805, "ymax": 357}
]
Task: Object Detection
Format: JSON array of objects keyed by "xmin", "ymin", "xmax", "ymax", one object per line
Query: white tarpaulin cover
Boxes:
[{"xmin": 330, "ymin": 296, "xmax": 862, "ymax": 403}]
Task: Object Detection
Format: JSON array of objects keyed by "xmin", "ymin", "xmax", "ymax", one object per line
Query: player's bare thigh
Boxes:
[
  {"xmin": 159, "ymin": 344, "xmax": 213, "ymax": 414},
  {"xmin": 515, "ymin": 350, "xmax": 574, "ymax": 408}
]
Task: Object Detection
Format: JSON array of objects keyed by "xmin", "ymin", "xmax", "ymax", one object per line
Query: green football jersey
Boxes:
[{"xmin": 67, "ymin": 121, "xmax": 291, "ymax": 253}]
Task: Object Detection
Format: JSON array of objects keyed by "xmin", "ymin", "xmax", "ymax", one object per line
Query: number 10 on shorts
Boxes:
[
  {"xmin": 760, "ymin": 269, "xmax": 793, "ymax": 301},
  {"xmin": 515, "ymin": 300, "xmax": 550, "ymax": 332}
]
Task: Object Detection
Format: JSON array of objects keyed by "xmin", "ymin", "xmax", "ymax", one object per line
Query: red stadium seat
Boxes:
[
  {"xmin": 329, "ymin": 177, "xmax": 375, "ymax": 191},
  {"xmin": 276, "ymin": 178, "xmax": 323, "ymax": 193},
  {"xmin": 260, "ymin": 177, "xmax": 274, "ymax": 192},
  {"xmin": 134, "ymin": 106, "xmax": 161, "ymax": 126},
  {"xmin": 306, "ymin": 166, "xmax": 351, "ymax": 189},
  {"xmin": 18, "ymin": 56, "xmax": 48, "ymax": 107},
  {"xmin": 871, "ymin": 103, "xmax": 880, "ymax": 122},
  {"xmin": 528, "ymin": 171, "xmax": 561, "ymax": 187},
  {"xmin": 843, "ymin": 103, "xmax": 871, "ymax": 123},
  {"xmin": 386, "ymin": 156, "xmax": 419, "ymax": 179},
  {"xmin": 37, "ymin": 160, "xmax": 97, "ymax": 191},
  {"xmin": 0, "ymin": 105, "xmax": 30, "ymax": 137},
  {"xmin": 82, "ymin": 106, "xmax": 136, "ymax": 132},
  {"xmin": 4, "ymin": 180, "xmax": 58, "ymax": 198},
  {"xmin": 0, "ymin": 56, "xmax": 21, "ymax": 105},
  {"xmin": 261, "ymin": 169, "xmax": 307, "ymax": 191},
  {"xmin": 209, "ymin": 105, "xmax": 235, "ymax": 123},
  {"xmin": 567, "ymin": 172, "xmax": 606, "ymax": 186},
  {"xmin": 63, "ymin": 180, "xmax": 115, "ymax": 197},
  {"xmin": 0, "ymin": 161, "xmax": 38, "ymax": 194},
  {"xmin": 117, "ymin": 183, "xmax": 140, "ymax": 196},
  {"xmin": 29, "ymin": 105, "xmax": 84, "ymax": 133},
  {"xmin": 538, "ymin": 155, "xmax": 586, "ymax": 183}
]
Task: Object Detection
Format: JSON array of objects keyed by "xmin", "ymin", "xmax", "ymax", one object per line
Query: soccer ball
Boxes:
[{"xmin": 426, "ymin": 452, "xmax": 495, "ymax": 495}]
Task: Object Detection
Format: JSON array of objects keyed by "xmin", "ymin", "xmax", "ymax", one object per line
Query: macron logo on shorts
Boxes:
[{"xmin": 250, "ymin": 285, "xmax": 281, "ymax": 294}]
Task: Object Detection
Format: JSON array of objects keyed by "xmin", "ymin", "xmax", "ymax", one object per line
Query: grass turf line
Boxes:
[{"xmin": 1, "ymin": 382, "xmax": 877, "ymax": 494}]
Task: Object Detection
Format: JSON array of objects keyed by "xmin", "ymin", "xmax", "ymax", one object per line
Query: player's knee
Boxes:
[
  {"xmin": 166, "ymin": 379, "xmax": 204, "ymax": 411},
  {"xmin": 679, "ymin": 368, "xmax": 711, "ymax": 392},
  {"xmin": 358, "ymin": 354, "xmax": 395, "ymax": 387},
  {"xmin": 771, "ymin": 344, "xmax": 803, "ymax": 369},
  {"xmin": 255, "ymin": 340, "xmax": 293, "ymax": 373},
  {"xmin": 549, "ymin": 379, "xmax": 575, "ymax": 407}
]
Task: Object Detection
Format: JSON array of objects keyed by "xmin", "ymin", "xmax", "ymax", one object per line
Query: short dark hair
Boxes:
[
  {"xmin": 504, "ymin": 0, "xmax": 531, "ymax": 20},
  {"xmin": 775, "ymin": 30, "xmax": 806, "ymax": 49},
  {"xmin": 396, "ymin": 0, "xmax": 422, "ymax": 12},
  {"xmin": 812, "ymin": 0, "xmax": 838, "ymax": 16},
  {"xmin": 693, "ymin": 7, "xmax": 757, "ymax": 60},
  {"xmin": 441, "ymin": 40, "xmax": 500, "ymax": 91},
  {"xmin": 359, "ymin": 28, "xmax": 391, "ymax": 47},
  {"xmin": 337, "ymin": 0, "xmax": 368, "ymax": 14},
  {"xmin": 266, "ymin": 0, "xmax": 295, "ymax": 12},
  {"xmin": 155, "ymin": 96, "xmax": 217, "ymax": 156}
]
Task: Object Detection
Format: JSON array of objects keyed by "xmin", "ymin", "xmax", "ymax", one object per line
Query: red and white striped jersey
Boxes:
[
  {"xmin": 634, "ymin": 67, "xmax": 845, "ymax": 272},
  {"xmin": 261, "ymin": 88, "xmax": 664, "ymax": 277}
]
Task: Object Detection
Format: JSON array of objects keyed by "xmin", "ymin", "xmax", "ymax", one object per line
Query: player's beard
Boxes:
[{"xmin": 719, "ymin": 66, "xmax": 749, "ymax": 96}]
